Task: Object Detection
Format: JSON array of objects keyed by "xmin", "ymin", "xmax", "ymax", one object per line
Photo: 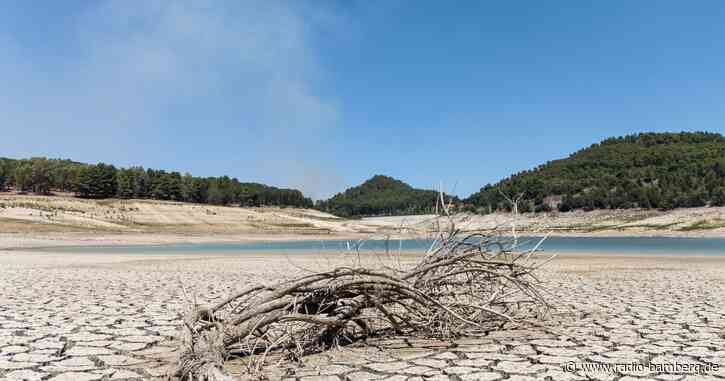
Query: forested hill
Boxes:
[
  {"xmin": 315, "ymin": 175, "xmax": 452, "ymax": 217},
  {"xmin": 0, "ymin": 157, "xmax": 312, "ymax": 208},
  {"xmin": 465, "ymin": 132, "xmax": 725, "ymax": 213},
  {"xmin": 5, "ymin": 132, "xmax": 725, "ymax": 216}
]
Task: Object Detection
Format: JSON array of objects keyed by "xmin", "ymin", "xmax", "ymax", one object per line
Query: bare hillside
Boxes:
[
  {"xmin": 360, "ymin": 207, "xmax": 725, "ymax": 237},
  {"xmin": 0, "ymin": 194, "xmax": 350, "ymax": 233},
  {"xmin": 1, "ymin": 194, "xmax": 724, "ymax": 250},
  {"xmin": 0, "ymin": 194, "xmax": 388, "ymax": 250}
]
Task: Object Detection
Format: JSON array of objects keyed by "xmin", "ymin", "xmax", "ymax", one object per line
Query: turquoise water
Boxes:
[{"xmin": 32, "ymin": 236, "xmax": 725, "ymax": 256}]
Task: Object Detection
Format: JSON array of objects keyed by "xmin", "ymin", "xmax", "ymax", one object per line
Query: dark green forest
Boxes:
[
  {"xmin": 465, "ymin": 132, "xmax": 725, "ymax": 213},
  {"xmin": 3, "ymin": 132, "xmax": 725, "ymax": 216},
  {"xmin": 0, "ymin": 157, "xmax": 312, "ymax": 208},
  {"xmin": 315, "ymin": 175, "xmax": 456, "ymax": 217}
]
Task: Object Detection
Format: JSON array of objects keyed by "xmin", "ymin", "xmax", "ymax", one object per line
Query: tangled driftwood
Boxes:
[{"xmin": 171, "ymin": 197, "xmax": 553, "ymax": 380}]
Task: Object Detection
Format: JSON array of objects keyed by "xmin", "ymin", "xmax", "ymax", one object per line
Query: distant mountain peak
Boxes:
[
  {"xmin": 318, "ymin": 175, "xmax": 452, "ymax": 217},
  {"xmin": 357, "ymin": 175, "xmax": 413, "ymax": 191}
]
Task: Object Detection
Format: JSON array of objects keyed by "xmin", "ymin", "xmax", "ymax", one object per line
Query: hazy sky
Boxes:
[{"xmin": 3, "ymin": 1, "xmax": 725, "ymax": 199}]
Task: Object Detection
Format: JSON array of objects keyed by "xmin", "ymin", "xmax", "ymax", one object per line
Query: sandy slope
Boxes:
[
  {"xmin": 0, "ymin": 194, "xmax": 354, "ymax": 233},
  {"xmin": 1, "ymin": 193, "xmax": 724, "ymax": 249},
  {"xmin": 0, "ymin": 194, "xmax": 378, "ymax": 249},
  {"xmin": 359, "ymin": 207, "xmax": 725, "ymax": 237}
]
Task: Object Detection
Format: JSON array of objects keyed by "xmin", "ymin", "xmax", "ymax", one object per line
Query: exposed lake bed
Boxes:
[{"xmin": 1, "ymin": 246, "xmax": 724, "ymax": 380}]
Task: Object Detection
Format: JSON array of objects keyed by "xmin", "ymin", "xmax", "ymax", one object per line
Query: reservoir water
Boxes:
[{"xmin": 32, "ymin": 236, "xmax": 725, "ymax": 256}]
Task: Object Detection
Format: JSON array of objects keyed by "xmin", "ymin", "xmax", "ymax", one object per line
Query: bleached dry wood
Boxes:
[{"xmin": 170, "ymin": 195, "xmax": 553, "ymax": 380}]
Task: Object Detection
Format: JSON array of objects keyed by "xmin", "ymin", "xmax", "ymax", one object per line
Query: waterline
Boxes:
[{"xmin": 30, "ymin": 236, "xmax": 725, "ymax": 256}]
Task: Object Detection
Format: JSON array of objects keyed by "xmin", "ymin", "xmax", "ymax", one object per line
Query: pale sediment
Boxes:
[
  {"xmin": 1, "ymin": 251, "xmax": 724, "ymax": 380},
  {"xmin": 2, "ymin": 195, "xmax": 725, "ymax": 248}
]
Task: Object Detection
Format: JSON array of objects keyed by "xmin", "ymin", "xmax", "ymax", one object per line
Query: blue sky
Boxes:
[{"xmin": 2, "ymin": 1, "xmax": 725, "ymax": 199}]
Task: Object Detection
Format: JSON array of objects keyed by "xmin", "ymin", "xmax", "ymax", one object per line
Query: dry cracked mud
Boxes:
[{"xmin": 1, "ymin": 251, "xmax": 724, "ymax": 381}]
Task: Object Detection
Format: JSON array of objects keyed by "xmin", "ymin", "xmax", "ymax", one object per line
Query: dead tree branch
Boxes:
[{"xmin": 170, "ymin": 194, "xmax": 553, "ymax": 380}]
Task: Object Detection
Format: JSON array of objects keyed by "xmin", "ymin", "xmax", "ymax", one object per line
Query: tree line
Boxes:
[
  {"xmin": 4, "ymin": 132, "xmax": 725, "ymax": 216},
  {"xmin": 464, "ymin": 132, "xmax": 725, "ymax": 213},
  {"xmin": 0, "ymin": 157, "xmax": 312, "ymax": 208}
]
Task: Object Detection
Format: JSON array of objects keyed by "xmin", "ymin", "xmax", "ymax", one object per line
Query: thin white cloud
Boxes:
[{"xmin": 1, "ymin": 0, "xmax": 340, "ymax": 197}]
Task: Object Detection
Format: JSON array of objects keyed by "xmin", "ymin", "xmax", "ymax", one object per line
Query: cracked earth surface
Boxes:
[{"xmin": 1, "ymin": 251, "xmax": 724, "ymax": 380}]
